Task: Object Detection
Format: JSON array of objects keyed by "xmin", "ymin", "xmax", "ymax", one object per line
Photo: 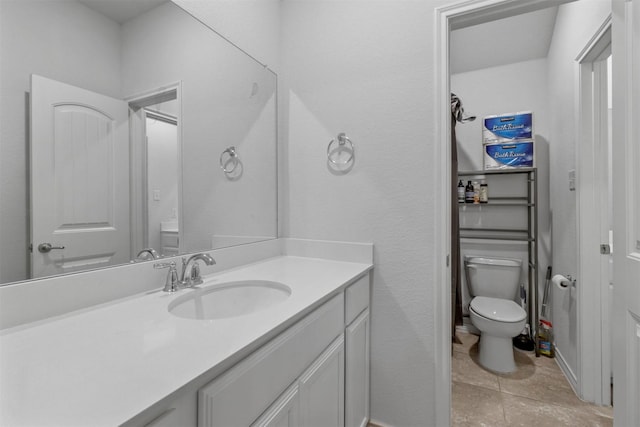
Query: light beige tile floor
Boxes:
[{"xmin": 452, "ymin": 331, "xmax": 613, "ymax": 427}]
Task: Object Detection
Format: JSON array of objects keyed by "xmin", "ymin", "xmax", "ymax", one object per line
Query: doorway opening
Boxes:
[
  {"xmin": 127, "ymin": 84, "xmax": 182, "ymax": 259},
  {"xmin": 435, "ymin": 1, "xmax": 613, "ymax": 425}
]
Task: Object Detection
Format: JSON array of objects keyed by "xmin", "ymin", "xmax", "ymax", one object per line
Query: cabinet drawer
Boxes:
[
  {"xmin": 198, "ymin": 293, "xmax": 345, "ymax": 427},
  {"xmin": 345, "ymin": 274, "xmax": 370, "ymax": 324}
]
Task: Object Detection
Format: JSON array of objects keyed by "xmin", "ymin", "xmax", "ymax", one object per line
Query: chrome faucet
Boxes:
[
  {"xmin": 180, "ymin": 253, "xmax": 216, "ymax": 287},
  {"xmin": 154, "ymin": 261, "xmax": 180, "ymax": 292},
  {"xmin": 136, "ymin": 248, "xmax": 160, "ymax": 261}
]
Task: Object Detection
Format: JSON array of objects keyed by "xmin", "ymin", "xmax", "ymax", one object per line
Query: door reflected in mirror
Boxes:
[{"xmin": 0, "ymin": 0, "xmax": 277, "ymax": 286}]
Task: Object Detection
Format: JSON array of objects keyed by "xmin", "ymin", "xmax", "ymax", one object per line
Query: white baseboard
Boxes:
[
  {"xmin": 456, "ymin": 317, "xmax": 480, "ymax": 335},
  {"xmin": 554, "ymin": 344, "xmax": 579, "ymax": 397}
]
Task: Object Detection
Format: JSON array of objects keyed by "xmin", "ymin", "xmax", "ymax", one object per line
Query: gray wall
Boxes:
[
  {"xmin": 280, "ymin": 1, "xmax": 448, "ymax": 424},
  {"xmin": 546, "ymin": 0, "xmax": 610, "ymax": 380}
]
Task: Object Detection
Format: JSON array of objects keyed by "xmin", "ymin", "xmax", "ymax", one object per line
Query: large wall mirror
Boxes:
[{"xmin": 0, "ymin": 0, "xmax": 278, "ymax": 286}]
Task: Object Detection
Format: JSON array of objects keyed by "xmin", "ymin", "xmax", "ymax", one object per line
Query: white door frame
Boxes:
[
  {"xmin": 434, "ymin": 1, "xmax": 575, "ymax": 425},
  {"xmin": 126, "ymin": 82, "xmax": 183, "ymax": 257},
  {"xmin": 575, "ymin": 16, "xmax": 612, "ymax": 405}
]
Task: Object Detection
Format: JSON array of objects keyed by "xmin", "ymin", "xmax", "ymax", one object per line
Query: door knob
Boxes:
[{"xmin": 38, "ymin": 243, "xmax": 65, "ymax": 253}]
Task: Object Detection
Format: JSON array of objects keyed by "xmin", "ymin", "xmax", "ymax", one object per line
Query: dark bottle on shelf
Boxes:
[
  {"xmin": 465, "ymin": 180, "xmax": 474, "ymax": 203},
  {"xmin": 457, "ymin": 180, "xmax": 465, "ymax": 203}
]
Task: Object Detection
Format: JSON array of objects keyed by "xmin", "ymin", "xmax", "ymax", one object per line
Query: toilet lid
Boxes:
[{"xmin": 470, "ymin": 297, "xmax": 526, "ymax": 323}]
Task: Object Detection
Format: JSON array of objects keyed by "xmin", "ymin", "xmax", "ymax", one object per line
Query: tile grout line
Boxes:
[
  {"xmin": 453, "ymin": 332, "xmax": 614, "ymax": 425},
  {"xmin": 499, "ymin": 390, "xmax": 509, "ymax": 425},
  {"xmin": 452, "ymin": 378, "xmax": 499, "ymax": 393},
  {"xmin": 498, "ymin": 387, "xmax": 613, "ymax": 415}
]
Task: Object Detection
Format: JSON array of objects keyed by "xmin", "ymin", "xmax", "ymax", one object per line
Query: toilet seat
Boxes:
[{"xmin": 470, "ymin": 296, "xmax": 526, "ymax": 323}]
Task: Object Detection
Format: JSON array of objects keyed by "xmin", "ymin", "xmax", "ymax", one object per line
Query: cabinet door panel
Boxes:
[
  {"xmin": 252, "ymin": 383, "xmax": 299, "ymax": 427},
  {"xmin": 199, "ymin": 294, "xmax": 344, "ymax": 427},
  {"xmin": 299, "ymin": 335, "xmax": 345, "ymax": 427},
  {"xmin": 345, "ymin": 309, "xmax": 370, "ymax": 427}
]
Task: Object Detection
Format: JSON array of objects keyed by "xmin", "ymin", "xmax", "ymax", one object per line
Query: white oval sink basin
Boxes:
[{"xmin": 168, "ymin": 280, "xmax": 291, "ymax": 320}]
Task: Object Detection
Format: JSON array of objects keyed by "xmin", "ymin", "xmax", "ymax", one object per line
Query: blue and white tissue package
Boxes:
[
  {"xmin": 483, "ymin": 111, "xmax": 533, "ymax": 143},
  {"xmin": 484, "ymin": 140, "xmax": 535, "ymax": 170}
]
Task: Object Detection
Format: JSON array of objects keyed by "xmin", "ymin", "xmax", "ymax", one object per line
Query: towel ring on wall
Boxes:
[
  {"xmin": 327, "ymin": 133, "xmax": 354, "ymax": 165},
  {"xmin": 220, "ymin": 146, "xmax": 240, "ymax": 173}
]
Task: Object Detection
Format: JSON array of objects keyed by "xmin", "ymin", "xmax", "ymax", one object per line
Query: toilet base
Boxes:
[{"xmin": 477, "ymin": 333, "xmax": 517, "ymax": 374}]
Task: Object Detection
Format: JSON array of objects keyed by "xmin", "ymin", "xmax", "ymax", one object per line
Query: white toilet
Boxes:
[{"xmin": 464, "ymin": 255, "xmax": 527, "ymax": 373}]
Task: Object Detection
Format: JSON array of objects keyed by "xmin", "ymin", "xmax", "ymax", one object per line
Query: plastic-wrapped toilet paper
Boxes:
[{"xmin": 552, "ymin": 274, "xmax": 572, "ymax": 289}]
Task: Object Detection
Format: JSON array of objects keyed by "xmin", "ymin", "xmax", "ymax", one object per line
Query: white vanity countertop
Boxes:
[{"xmin": 0, "ymin": 255, "xmax": 372, "ymax": 426}]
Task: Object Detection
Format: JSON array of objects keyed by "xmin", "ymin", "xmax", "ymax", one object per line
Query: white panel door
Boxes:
[
  {"xmin": 299, "ymin": 335, "xmax": 345, "ymax": 427},
  {"xmin": 612, "ymin": 1, "xmax": 640, "ymax": 425},
  {"xmin": 30, "ymin": 75, "xmax": 130, "ymax": 278}
]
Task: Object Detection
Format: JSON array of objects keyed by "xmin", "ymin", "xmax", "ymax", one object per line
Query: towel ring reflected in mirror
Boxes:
[
  {"xmin": 220, "ymin": 146, "xmax": 240, "ymax": 173},
  {"xmin": 327, "ymin": 133, "xmax": 355, "ymax": 166}
]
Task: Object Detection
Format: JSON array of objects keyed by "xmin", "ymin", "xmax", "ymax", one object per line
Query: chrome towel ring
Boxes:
[
  {"xmin": 220, "ymin": 146, "xmax": 240, "ymax": 173},
  {"xmin": 327, "ymin": 133, "xmax": 354, "ymax": 165}
]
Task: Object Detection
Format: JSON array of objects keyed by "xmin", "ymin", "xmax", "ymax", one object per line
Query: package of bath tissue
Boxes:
[
  {"xmin": 483, "ymin": 111, "xmax": 533, "ymax": 143},
  {"xmin": 483, "ymin": 140, "xmax": 535, "ymax": 170}
]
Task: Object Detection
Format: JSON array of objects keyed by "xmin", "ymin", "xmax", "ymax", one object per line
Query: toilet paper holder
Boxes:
[
  {"xmin": 565, "ymin": 275, "xmax": 576, "ymax": 287},
  {"xmin": 553, "ymin": 274, "xmax": 576, "ymax": 289}
]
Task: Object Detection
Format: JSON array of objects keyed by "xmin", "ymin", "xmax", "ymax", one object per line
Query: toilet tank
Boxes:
[{"xmin": 464, "ymin": 256, "xmax": 522, "ymax": 299}]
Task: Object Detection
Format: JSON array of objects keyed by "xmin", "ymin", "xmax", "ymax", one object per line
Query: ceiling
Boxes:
[
  {"xmin": 450, "ymin": 6, "xmax": 559, "ymax": 74},
  {"xmin": 78, "ymin": 1, "xmax": 556, "ymax": 71},
  {"xmin": 77, "ymin": 0, "xmax": 167, "ymax": 24}
]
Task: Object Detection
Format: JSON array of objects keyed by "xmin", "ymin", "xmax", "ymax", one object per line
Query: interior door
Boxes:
[
  {"xmin": 612, "ymin": 0, "xmax": 640, "ymax": 424},
  {"xmin": 30, "ymin": 75, "xmax": 130, "ymax": 278}
]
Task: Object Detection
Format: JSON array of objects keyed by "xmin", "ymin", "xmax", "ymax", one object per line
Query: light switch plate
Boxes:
[{"xmin": 568, "ymin": 169, "xmax": 576, "ymax": 191}]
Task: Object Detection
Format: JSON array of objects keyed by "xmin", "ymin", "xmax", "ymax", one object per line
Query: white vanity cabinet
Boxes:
[
  {"xmin": 298, "ymin": 335, "xmax": 345, "ymax": 427},
  {"xmin": 140, "ymin": 272, "xmax": 370, "ymax": 427},
  {"xmin": 251, "ymin": 383, "xmax": 300, "ymax": 427},
  {"xmin": 344, "ymin": 275, "xmax": 371, "ymax": 427},
  {"xmin": 254, "ymin": 335, "xmax": 346, "ymax": 427},
  {"xmin": 252, "ymin": 272, "xmax": 370, "ymax": 427},
  {"xmin": 198, "ymin": 293, "xmax": 345, "ymax": 427},
  {"xmin": 345, "ymin": 309, "xmax": 370, "ymax": 427},
  {"xmin": 1, "ymin": 253, "xmax": 373, "ymax": 427}
]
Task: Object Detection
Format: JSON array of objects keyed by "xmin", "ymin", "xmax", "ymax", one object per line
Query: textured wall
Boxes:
[
  {"xmin": 546, "ymin": 0, "xmax": 610, "ymax": 379},
  {"xmin": 280, "ymin": 1, "xmax": 450, "ymax": 424},
  {"xmin": 452, "ymin": 59, "xmax": 549, "ymax": 171},
  {"xmin": 173, "ymin": 0, "xmax": 280, "ymax": 70},
  {"xmin": 121, "ymin": 3, "xmax": 278, "ymax": 254}
]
